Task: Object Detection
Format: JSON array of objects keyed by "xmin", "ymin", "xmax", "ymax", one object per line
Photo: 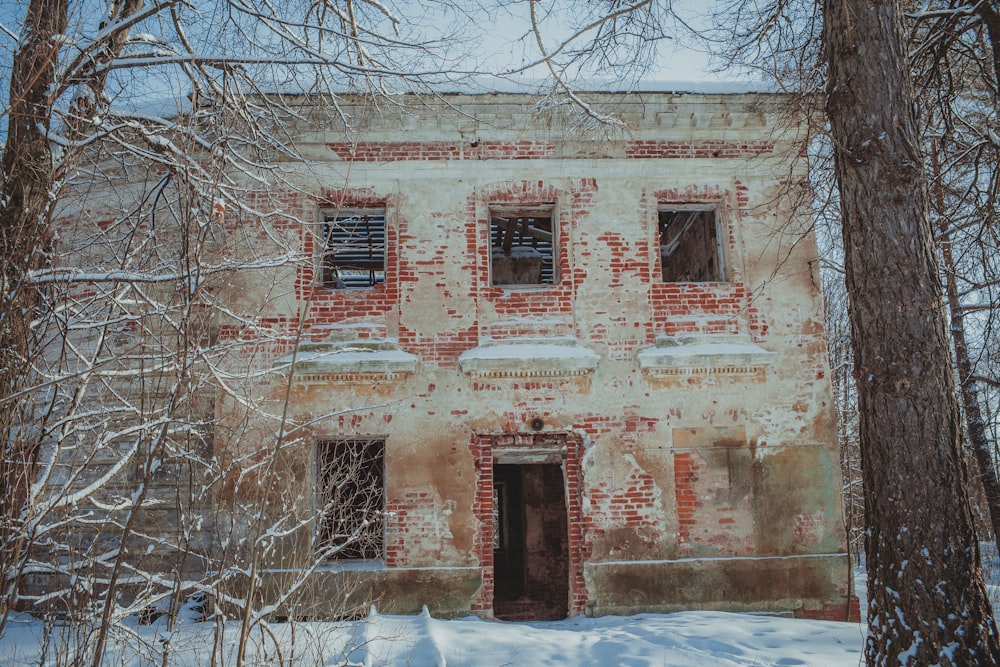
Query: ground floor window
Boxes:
[{"xmin": 316, "ymin": 438, "xmax": 385, "ymax": 560}]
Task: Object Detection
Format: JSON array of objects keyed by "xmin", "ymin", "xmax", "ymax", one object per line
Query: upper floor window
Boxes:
[
  {"xmin": 490, "ymin": 205, "xmax": 556, "ymax": 286},
  {"xmin": 321, "ymin": 208, "xmax": 386, "ymax": 289},
  {"xmin": 658, "ymin": 208, "xmax": 726, "ymax": 282}
]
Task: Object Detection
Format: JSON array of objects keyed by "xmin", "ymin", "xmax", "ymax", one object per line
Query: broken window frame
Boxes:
[
  {"xmin": 319, "ymin": 207, "xmax": 387, "ymax": 289},
  {"xmin": 657, "ymin": 207, "xmax": 728, "ymax": 283},
  {"xmin": 489, "ymin": 204, "xmax": 558, "ymax": 287},
  {"xmin": 315, "ymin": 438, "xmax": 386, "ymax": 561},
  {"xmin": 493, "ymin": 482, "xmax": 507, "ymax": 551}
]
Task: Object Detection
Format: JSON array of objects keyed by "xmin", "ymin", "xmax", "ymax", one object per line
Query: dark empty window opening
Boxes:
[
  {"xmin": 490, "ymin": 206, "xmax": 556, "ymax": 286},
  {"xmin": 316, "ymin": 438, "xmax": 385, "ymax": 560},
  {"xmin": 321, "ymin": 208, "xmax": 386, "ymax": 289},
  {"xmin": 658, "ymin": 208, "xmax": 725, "ymax": 282}
]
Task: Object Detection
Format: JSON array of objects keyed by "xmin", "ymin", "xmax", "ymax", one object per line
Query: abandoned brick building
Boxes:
[
  {"xmin": 211, "ymin": 87, "xmax": 852, "ymax": 621},
  {"xmin": 45, "ymin": 87, "xmax": 851, "ymax": 622}
]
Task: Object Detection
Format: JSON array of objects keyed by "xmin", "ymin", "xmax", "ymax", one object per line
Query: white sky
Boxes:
[{"xmin": 469, "ymin": 1, "xmax": 729, "ymax": 84}]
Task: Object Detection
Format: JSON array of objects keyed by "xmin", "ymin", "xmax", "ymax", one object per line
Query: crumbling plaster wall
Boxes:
[{"xmin": 215, "ymin": 92, "xmax": 849, "ymax": 618}]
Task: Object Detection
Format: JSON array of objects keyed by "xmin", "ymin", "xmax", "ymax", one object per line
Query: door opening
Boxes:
[{"xmin": 492, "ymin": 463, "xmax": 569, "ymax": 620}]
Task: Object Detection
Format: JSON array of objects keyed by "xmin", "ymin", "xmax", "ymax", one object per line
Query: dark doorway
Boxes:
[{"xmin": 493, "ymin": 463, "xmax": 569, "ymax": 620}]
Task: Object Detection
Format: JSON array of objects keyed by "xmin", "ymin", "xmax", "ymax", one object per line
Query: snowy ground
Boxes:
[
  {"xmin": 17, "ymin": 549, "xmax": 1000, "ymax": 666},
  {"xmin": 0, "ymin": 606, "xmax": 867, "ymax": 667},
  {"xmin": 27, "ymin": 554, "xmax": 1000, "ymax": 666},
  {"xmin": 8, "ymin": 546, "xmax": 1000, "ymax": 666}
]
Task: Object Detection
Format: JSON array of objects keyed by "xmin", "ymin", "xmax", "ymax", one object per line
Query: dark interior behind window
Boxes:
[
  {"xmin": 316, "ymin": 438, "xmax": 385, "ymax": 560},
  {"xmin": 490, "ymin": 207, "xmax": 555, "ymax": 285},
  {"xmin": 658, "ymin": 209, "xmax": 725, "ymax": 282}
]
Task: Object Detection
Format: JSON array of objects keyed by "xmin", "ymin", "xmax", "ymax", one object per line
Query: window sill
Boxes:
[
  {"xmin": 637, "ymin": 334, "xmax": 773, "ymax": 375},
  {"xmin": 273, "ymin": 335, "xmax": 417, "ymax": 381},
  {"xmin": 458, "ymin": 336, "xmax": 599, "ymax": 378},
  {"xmin": 316, "ymin": 559, "xmax": 386, "ymax": 572}
]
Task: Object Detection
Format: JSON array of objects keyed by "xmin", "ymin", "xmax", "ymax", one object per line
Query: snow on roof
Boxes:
[
  {"xmin": 258, "ymin": 73, "xmax": 779, "ymax": 97},
  {"xmin": 110, "ymin": 75, "xmax": 778, "ymax": 123}
]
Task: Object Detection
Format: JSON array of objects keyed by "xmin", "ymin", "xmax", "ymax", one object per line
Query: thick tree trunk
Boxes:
[
  {"xmin": 0, "ymin": 0, "xmax": 69, "ymax": 618},
  {"xmin": 823, "ymin": 0, "xmax": 1000, "ymax": 665},
  {"xmin": 0, "ymin": 0, "xmax": 145, "ymax": 622}
]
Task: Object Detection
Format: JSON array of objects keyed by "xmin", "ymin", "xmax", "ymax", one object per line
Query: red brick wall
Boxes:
[
  {"xmin": 298, "ymin": 189, "xmax": 400, "ymax": 325},
  {"xmin": 385, "ymin": 491, "xmax": 437, "ymax": 568},
  {"xmin": 328, "ymin": 140, "xmax": 773, "ymax": 162},
  {"xmin": 223, "ymin": 137, "xmax": 832, "ymax": 613},
  {"xmin": 232, "ymin": 154, "xmax": 774, "ymax": 355},
  {"xmin": 625, "ymin": 140, "xmax": 774, "ymax": 159}
]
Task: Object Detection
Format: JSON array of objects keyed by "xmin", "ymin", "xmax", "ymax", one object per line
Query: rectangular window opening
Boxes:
[
  {"xmin": 316, "ymin": 438, "xmax": 385, "ymax": 561},
  {"xmin": 490, "ymin": 206, "xmax": 556, "ymax": 286},
  {"xmin": 658, "ymin": 208, "xmax": 725, "ymax": 282},
  {"xmin": 321, "ymin": 208, "xmax": 386, "ymax": 289}
]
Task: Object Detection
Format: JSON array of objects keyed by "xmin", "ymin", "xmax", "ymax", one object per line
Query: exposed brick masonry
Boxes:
[
  {"xmin": 626, "ymin": 140, "xmax": 774, "ymax": 159},
  {"xmin": 470, "ymin": 433, "xmax": 587, "ymax": 616}
]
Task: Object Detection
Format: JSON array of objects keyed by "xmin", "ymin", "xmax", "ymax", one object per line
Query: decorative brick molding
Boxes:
[
  {"xmin": 637, "ymin": 334, "xmax": 774, "ymax": 381},
  {"xmin": 626, "ymin": 140, "xmax": 775, "ymax": 159},
  {"xmin": 326, "ymin": 140, "xmax": 774, "ymax": 162},
  {"xmin": 272, "ymin": 329, "xmax": 418, "ymax": 383},
  {"xmin": 328, "ymin": 140, "xmax": 556, "ymax": 162}
]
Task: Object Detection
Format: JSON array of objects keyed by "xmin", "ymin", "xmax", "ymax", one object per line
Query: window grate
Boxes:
[
  {"xmin": 321, "ymin": 209, "xmax": 386, "ymax": 289},
  {"xmin": 316, "ymin": 438, "xmax": 385, "ymax": 560}
]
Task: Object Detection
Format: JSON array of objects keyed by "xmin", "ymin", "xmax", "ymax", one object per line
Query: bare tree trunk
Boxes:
[
  {"xmin": 930, "ymin": 140, "xmax": 1000, "ymax": 555},
  {"xmin": 0, "ymin": 0, "xmax": 69, "ymax": 618},
  {"xmin": 823, "ymin": 0, "xmax": 1000, "ymax": 664},
  {"xmin": 0, "ymin": 0, "xmax": 149, "ymax": 625}
]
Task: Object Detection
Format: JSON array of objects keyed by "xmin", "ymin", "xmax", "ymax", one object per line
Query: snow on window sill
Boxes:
[
  {"xmin": 637, "ymin": 334, "xmax": 774, "ymax": 373},
  {"xmin": 459, "ymin": 336, "xmax": 599, "ymax": 378}
]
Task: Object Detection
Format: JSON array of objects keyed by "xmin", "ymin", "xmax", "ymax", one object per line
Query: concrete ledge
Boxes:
[
  {"xmin": 273, "ymin": 336, "xmax": 418, "ymax": 379},
  {"xmin": 459, "ymin": 336, "xmax": 599, "ymax": 378},
  {"xmin": 225, "ymin": 566, "xmax": 483, "ymax": 620},
  {"xmin": 585, "ymin": 553, "xmax": 851, "ymax": 617},
  {"xmin": 637, "ymin": 334, "xmax": 774, "ymax": 373}
]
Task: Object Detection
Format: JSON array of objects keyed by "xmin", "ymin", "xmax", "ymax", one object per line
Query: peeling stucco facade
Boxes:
[{"xmin": 204, "ymin": 90, "xmax": 854, "ymax": 621}]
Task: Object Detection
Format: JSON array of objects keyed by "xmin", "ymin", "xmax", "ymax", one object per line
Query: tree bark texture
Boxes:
[
  {"xmin": 823, "ymin": 0, "xmax": 1000, "ymax": 665},
  {"xmin": 0, "ymin": 0, "xmax": 69, "ymax": 616}
]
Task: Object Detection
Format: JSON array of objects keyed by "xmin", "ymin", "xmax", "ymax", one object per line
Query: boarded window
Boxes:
[
  {"xmin": 490, "ymin": 206, "xmax": 556, "ymax": 285},
  {"xmin": 316, "ymin": 438, "xmax": 385, "ymax": 560},
  {"xmin": 658, "ymin": 209, "xmax": 725, "ymax": 282},
  {"xmin": 321, "ymin": 209, "xmax": 386, "ymax": 288}
]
